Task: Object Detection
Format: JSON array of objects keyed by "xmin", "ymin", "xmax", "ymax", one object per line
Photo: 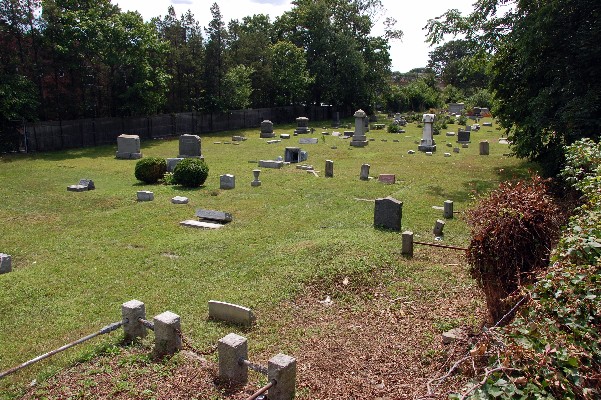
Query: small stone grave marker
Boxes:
[
  {"xmin": 67, "ymin": 179, "xmax": 95, "ymax": 192},
  {"xmin": 259, "ymin": 160, "xmax": 284, "ymax": 169},
  {"xmin": 195, "ymin": 209, "xmax": 233, "ymax": 223},
  {"xmin": 137, "ymin": 191, "xmax": 154, "ymax": 201},
  {"xmin": 180, "ymin": 220, "xmax": 224, "ymax": 230},
  {"xmin": 0, "ymin": 253, "xmax": 12, "ymax": 274},
  {"xmin": 116, "ymin": 134, "xmax": 142, "ymax": 159},
  {"xmin": 378, "ymin": 174, "xmax": 395, "ymax": 184},
  {"xmin": 171, "ymin": 196, "xmax": 189, "ymax": 204},
  {"xmin": 220, "ymin": 174, "xmax": 235, "ymax": 190},
  {"xmin": 299, "ymin": 137, "xmax": 318, "ymax": 144},
  {"xmin": 208, "ymin": 300, "xmax": 255, "ymax": 326}
]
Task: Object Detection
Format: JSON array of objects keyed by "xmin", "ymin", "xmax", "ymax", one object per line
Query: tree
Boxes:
[
  {"xmin": 426, "ymin": 0, "xmax": 601, "ymax": 175},
  {"xmin": 203, "ymin": 2, "xmax": 227, "ymax": 112},
  {"xmin": 222, "ymin": 64, "xmax": 254, "ymax": 110},
  {"xmin": 270, "ymin": 40, "xmax": 312, "ymax": 106}
]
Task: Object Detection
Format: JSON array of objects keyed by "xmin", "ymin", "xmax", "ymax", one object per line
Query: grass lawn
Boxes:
[{"xmin": 0, "ymin": 116, "xmax": 535, "ymax": 398}]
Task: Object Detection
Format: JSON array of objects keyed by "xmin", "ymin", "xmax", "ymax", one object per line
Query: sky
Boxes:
[{"xmin": 114, "ymin": 0, "xmax": 476, "ymax": 72}]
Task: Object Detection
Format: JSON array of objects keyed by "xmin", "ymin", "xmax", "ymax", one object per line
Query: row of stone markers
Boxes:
[
  {"xmin": 123, "ymin": 299, "xmax": 296, "ymax": 399},
  {"xmin": 373, "ymin": 197, "xmax": 456, "ymax": 236}
]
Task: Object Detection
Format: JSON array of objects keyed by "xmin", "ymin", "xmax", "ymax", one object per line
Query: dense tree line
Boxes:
[{"xmin": 0, "ymin": 0, "xmax": 398, "ymax": 129}]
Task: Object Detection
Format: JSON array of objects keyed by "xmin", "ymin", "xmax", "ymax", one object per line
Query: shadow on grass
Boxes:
[{"xmin": 426, "ymin": 160, "xmax": 540, "ymax": 202}]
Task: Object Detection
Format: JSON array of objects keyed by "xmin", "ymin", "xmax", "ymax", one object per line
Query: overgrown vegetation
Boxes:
[
  {"xmin": 465, "ymin": 175, "xmax": 565, "ymax": 323},
  {"xmin": 454, "ymin": 138, "xmax": 601, "ymax": 399}
]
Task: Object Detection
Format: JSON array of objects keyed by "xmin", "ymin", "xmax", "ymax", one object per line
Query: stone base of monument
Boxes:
[
  {"xmin": 260, "ymin": 132, "xmax": 275, "ymax": 138},
  {"xmin": 176, "ymin": 155, "xmax": 204, "ymax": 159},
  {"xmin": 350, "ymin": 140, "xmax": 369, "ymax": 147},
  {"xmin": 116, "ymin": 152, "xmax": 142, "ymax": 159},
  {"xmin": 294, "ymin": 128, "xmax": 310, "ymax": 134},
  {"xmin": 418, "ymin": 144, "xmax": 437, "ymax": 152}
]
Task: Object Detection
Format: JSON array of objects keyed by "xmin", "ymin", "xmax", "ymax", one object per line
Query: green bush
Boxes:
[
  {"xmin": 173, "ymin": 158, "xmax": 209, "ymax": 187},
  {"xmin": 134, "ymin": 157, "xmax": 167, "ymax": 184},
  {"xmin": 387, "ymin": 123, "xmax": 402, "ymax": 133}
]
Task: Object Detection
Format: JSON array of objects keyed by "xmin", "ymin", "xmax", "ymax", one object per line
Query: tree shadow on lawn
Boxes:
[{"xmin": 426, "ymin": 160, "xmax": 539, "ymax": 203}]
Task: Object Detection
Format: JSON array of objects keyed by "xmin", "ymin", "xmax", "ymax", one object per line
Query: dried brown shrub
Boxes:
[{"xmin": 466, "ymin": 175, "xmax": 565, "ymax": 323}]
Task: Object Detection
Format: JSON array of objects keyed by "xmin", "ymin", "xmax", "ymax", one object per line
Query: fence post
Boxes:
[
  {"xmin": 152, "ymin": 311, "xmax": 181, "ymax": 358},
  {"xmin": 267, "ymin": 353, "xmax": 296, "ymax": 400},
  {"xmin": 121, "ymin": 299, "xmax": 147, "ymax": 343},
  {"xmin": 218, "ymin": 333, "xmax": 248, "ymax": 384},
  {"xmin": 402, "ymin": 231, "xmax": 414, "ymax": 257}
]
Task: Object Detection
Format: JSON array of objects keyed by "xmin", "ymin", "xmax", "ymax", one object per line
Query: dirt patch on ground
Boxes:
[{"xmin": 20, "ymin": 255, "xmax": 486, "ymax": 399}]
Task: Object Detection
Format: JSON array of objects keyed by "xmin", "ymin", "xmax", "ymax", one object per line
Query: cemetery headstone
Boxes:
[
  {"xmin": 208, "ymin": 300, "xmax": 255, "ymax": 326},
  {"xmin": 280, "ymin": 134, "xmax": 291, "ymax": 139},
  {"xmin": 67, "ymin": 179, "xmax": 95, "ymax": 192},
  {"xmin": 350, "ymin": 109, "xmax": 369, "ymax": 147},
  {"xmin": 260, "ymin": 120, "xmax": 275, "ymax": 138},
  {"xmin": 374, "ymin": 197, "xmax": 403, "ymax": 231},
  {"xmin": 178, "ymin": 134, "xmax": 202, "ymax": 158},
  {"xmin": 195, "ymin": 209, "xmax": 233, "ymax": 223},
  {"xmin": 360, "ymin": 163, "xmax": 370, "ymax": 180},
  {"xmin": 325, "ymin": 160, "xmax": 334, "ymax": 178},
  {"xmin": 232, "ymin": 135, "xmax": 247, "ymax": 142},
  {"xmin": 418, "ymin": 114, "xmax": 437, "ymax": 152},
  {"xmin": 137, "ymin": 191, "xmax": 154, "ymax": 201},
  {"xmin": 116, "ymin": 134, "xmax": 142, "ymax": 159},
  {"xmin": 462, "ymin": 143, "xmax": 469, "ymax": 148},
  {"xmin": 166, "ymin": 158, "xmax": 184, "ymax": 172},
  {"xmin": 378, "ymin": 174, "xmax": 395, "ymax": 184},
  {"xmin": 299, "ymin": 137, "xmax": 318, "ymax": 144},
  {"xmin": 171, "ymin": 196, "xmax": 189, "ymax": 204},
  {"xmin": 220, "ymin": 174, "xmax": 235, "ymax": 189},
  {"xmin": 479, "ymin": 140, "xmax": 490, "ymax": 155},
  {"xmin": 444, "ymin": 152, "xmax": 451, "ymax": 157},
  {"xmin": 453, "ymin": 147, "xmax": 460, "ymax": 153},
  {"xmin": 0, "ymin": 253, "xmax": 11, "ymax": 274},
  {"xmin": 444, "ymin": 200, "xmax": 454, "ymax": 219},
  {"xmin": 482, "ymin": 122, "xmax": 493, "ymax": 127},
  {"xmin": 457, "ymin": 130, "xmax": 471, "ymax": 143},
  {"xmin": 294, "ymin": 117, "xmax": 310, "ymax": 134},
  {"xmin": 258, "ymin": 160, "xmax": 284, "ymax": 169}
]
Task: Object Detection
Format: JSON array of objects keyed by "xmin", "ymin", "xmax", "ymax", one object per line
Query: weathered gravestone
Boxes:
[
  {"xmin": 433, "ymin": 219, "xmax": 445, "ymax": 236},
  {"xmin": 166, "ymin": 158, "xmax": 184, "ymax": 172},
  {"xmin": 374, "ymin": 197, "xmax": 403, "ymax": 231},
  {"xmin": 350, "ymin": 109, "xmax": 368, "ymax": 147},
  {"xmin": 260, "ymin": 120, "xmax": 275, "ymax": 138},
  {"xmin": 294, "ymin": 117, "xmax": 310, "ymax": 134},
  {"xmin": 325, "ymin": 160, "xmax": 334, "ymax": 178},
  {"xmin": 137, "ymin": 191, "xmax": 154, "ymax": 201},
  {"xmin": 178, "ymin": 134, "xmax": 202, "ymax": 158},
  {"xmin": 418, "ymin": 114, "xmax": 437, "ymax": 152},
  {"xmin": 208, "ymin": 301, "xmax": 255, "ymax": 326},
  {"xmin": 378, "ymin": 174, "xmax": 396, "ymax": 184},
  {"xmin": 116, "ymin": 134, "xmax": 142, "ymax": 159},
  {"xmin": 195, "ymin": 209, "xmax": 233, "ymax": 223},
  {"xmin": 67, "ymin": 179, "xmax": 95, "ymax": 192},
  {"xmin": 285, "ymin": 147, "xmax": 301, "ymax": 163},
  {"xmin": 360, "ymin": 163, "xmax": 370, "ymax": 180},
  {"xmin": 299, "ymin": 137, "xmax": 318, "ymax": 144},
  {"xmin": 0, "ymin": 253, "xmax": 12, "ymax": 274},
  {"xmin": 457, "ymin": 130, "xmax": 471, "ymax": 143},
  {"xmin": 479, "ymin": 140, "xmax": 490, "ymax": 155},
  {"xmin": 220, "ymin": 174, "xmax": 235, "ymax": 190},
  {"xmin": 171, "ymin": 196, "xmax": 189, "ymax": 204},
  {"xmin": 259, "ymin": 160, "xmax": 284, "ymax": 169}
]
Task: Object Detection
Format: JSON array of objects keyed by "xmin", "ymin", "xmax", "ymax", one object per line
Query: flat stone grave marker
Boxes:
[
  {"xmin": 208, "ymin": 300, "xmax": 255, "ymax": 326},
  {"xmin": 180, "ymin": 220, "xmax": 224, "ymax": 230},
  {"xmin": 259, "ymin": 160, "xmax": 284, "ymax": 169},
  {"xmin": 195, "ymin": 209, "xmax": 233, "ymax": 223},
  {"xmin": 299, "ymin": 137, "xmax": 318, "ymax": 144},
  {"xmin": 171, "ymin": 196, "xmax": 189, "ymax": 204},
  {"xmin": 378, "ymin": 174, "xmax": 396, "ymax": 184},
  {"xmin": 232, "ymin": 136, "xmax": 247, "ymax": 141},
  {"xmin": 67, "ymin": 179, "xmax": 95, "ymax": 192},
  {"xmin": 137, "ymin": 191, "xmax": 154, "ymax": 201},
  {"xmin": 280, "ymin": 134, "xmax": 291, "ymax": 139}
]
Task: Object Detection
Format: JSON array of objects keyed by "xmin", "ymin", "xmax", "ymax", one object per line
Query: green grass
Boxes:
[{"xmin": 0, "ymin": 116, "xmax": 535, "ymax": 397}]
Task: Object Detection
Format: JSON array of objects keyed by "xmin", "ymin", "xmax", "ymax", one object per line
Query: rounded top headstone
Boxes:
[
  {"xmin": 422, "ymin": 114, "xmax": 436, "ymax": 123},
  {"xmin": 354, "ymin": 109, "xmax": 366, "ymax": 118}
]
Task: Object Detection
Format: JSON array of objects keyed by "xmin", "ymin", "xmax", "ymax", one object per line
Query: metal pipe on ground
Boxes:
[
  {"xmin": 0, "ymin": 321, "xmax": 124, "ymax": 380},
  {"xmin": 245, "ymin": 380, "xmax": 276, "ymax": 400}
]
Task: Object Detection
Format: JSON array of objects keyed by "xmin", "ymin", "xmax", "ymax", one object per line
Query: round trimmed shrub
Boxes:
[
  {"xmin": 173, "ymin": 158, "xmax": 209, "ymax": 188},
  {"xmin": 134, "ymin": 157, "xmax": 167, "ymax": 184}
]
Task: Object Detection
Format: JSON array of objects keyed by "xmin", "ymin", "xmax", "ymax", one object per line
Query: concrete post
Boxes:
[
  {"xmin": 401, "ymin": 231, "xmax": 414, "ymax": 257},
  {"xmin": 443, "ymin": 200, "xmax": 454, "ymax": 219},
  {"xmin": 479, "ymin": 140, "xmax": 490, "ymax": 155},
  {"xmin": 121, "ymin": 299, "xmax": 147, "ymax": 342},
  {"xmin": 325, "ymin": 160, "xmax": 334, "ymax": 178},
  {"xmin": 433, "ymin": 219, "xmax": 445, "ymax": 236},
  {"xmin": 153, "ymin": 311, "xmax": 181, "ymax": 358},
  {"xmin": 360, "ymin": 164, "xmax": 370, "ymax": 180},
  {"xmin": 218, "ymin": 333, "xmax": 248, "ymax": 384},
  {"xmin": 0, "ymin": 253, "xmax": 12, "ymax": 274},
  {"xmin": 268, "ymin": 353, "xmax": 296, "ymax": 400}
]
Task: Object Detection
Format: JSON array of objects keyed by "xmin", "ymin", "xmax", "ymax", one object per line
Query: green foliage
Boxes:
[
  {"xmin": 134, "ymin": 157, "xmax": 167, "ymax": 184},
  {"xmin": 270, "ymin": 41, "xmax": 312, "ymax": 106},
  {"xmin": 386, "ymin": 123, "xmax": 401, "ymax": 133},
  {"xmin": 222, "ymin": 65, "xmax": 254, "ymax": 110},
  {"xmin": 466, "ymin": 175, "xmax": 565, "ymax": 323},
  {"xmin": 465, "ymin": 88, "xmax": 494, "ymax": 111},
  {"xmin": 456, "ymin": 139, "xmax": 601, "ymax": 399},
  {"xmin": 172, "ymin": 158, "xmax": 209, "ymax": 187},
  {"xmin": 384, "ymin": 78, "xmax": 441, "ymax": 113}
]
